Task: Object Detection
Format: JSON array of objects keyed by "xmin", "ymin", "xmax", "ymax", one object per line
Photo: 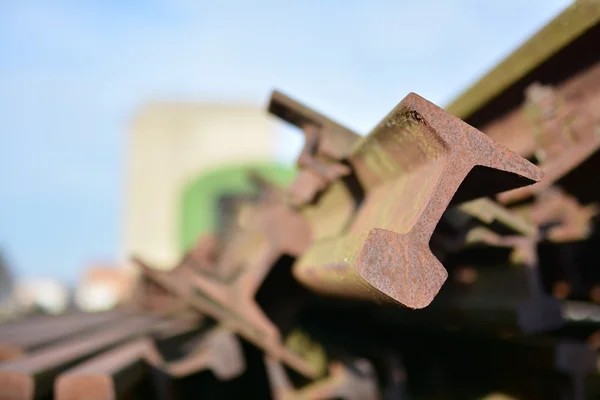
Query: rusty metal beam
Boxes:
[
  {"xmin": 268, "ymin": 90, "xmax": 359, "ymax": 207},
  {"xmin": 458, "ymin": 198, "xmax": 537, "ymax": 237},
  {"xmin": 55, "ymin": 325, "xmax": 242, "ymax": 400},
  {"xmin": 268, "ymin": 90, "xmax": 359, "ymax": 161},
  {"xmin": 0, "ymin": 312, "xmax": 127, "ymax": 361},
  {"xmin": 135, "ymin": 258, "xmax": 318, "ymax": 379},
  {"xmin": 498, "ymin": 82, "xmax": 600, "ymax": 204},
  {"xmin": 165, "ymin": 327, "xmax": 244, "ymax": 379},
  {"xmin": 54, "ymin": 338, "xmax": 162, "ymax": 400},
  {"xmin": 293, "ymin": 93, "xmax": 543, "ymax": 309},
  {"xmin": 132, "ymin": 174, "xmax": 322, "ymax": 379},
  {"xmin": 0, "ymin": 315, "xmax": 176, "ymax": 400}
]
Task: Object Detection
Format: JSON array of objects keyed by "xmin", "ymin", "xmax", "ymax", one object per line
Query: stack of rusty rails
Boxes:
[
  {"xmin": 267, "ymin": 90, "xmax": 542, "ymax": 308},
  {"xmin": 0, "ymin": 87, "xmax": 586, "ymax": 398},
  {"xmin": 131, "ymin": 90, "xmax": 542, "ymax": 399},
  {"xmin": 55, "ymin": 326, "xmax": 245, "ymax": 400},
  {"xmin": 268, "ymin": 90, "xmax": 600, "ymax": 398},
  {"xmin": 0, "ymin": 312, "xmax": 205, "ymax": 400},
  {"xmin": 498, "ymin": 82, "xmax": 600, "ymax": 206},
  {"xmin": 494, "ymin": 82, "xmax": 600, "ymax": 308},
  {"xmin": 266, "ymin": 90, "xmax": 563, "ymax": 397},
  {"xmin": 268, "ymin": 90, "xmax": 550, "ymax": 325},
  {"xmin": 0, "ymin": 311, "xmax": 126, "ymax": 362}
]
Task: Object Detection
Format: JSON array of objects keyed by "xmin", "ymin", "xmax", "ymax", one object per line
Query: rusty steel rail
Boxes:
[
  {"xmin": 458, "ymin": 198, "xmax": 538, "ymax": 237},
  {"xmin": 0, "ymin": 314, "xmax": 185, "ymax": 400},
  {"xmin": 54, "ymin": 338, "xmax": 163, "ymax": 400},
  {"xmin": 135, "ymin": 253, "xmax": 318, "ymax": 379},
  {"xmin": 0, "ymin": 311, "xmax": 128, "ymax": 362},
  {"xmin": 267, "ymin": 90, "xmax": 544, "ymax": 309},
  {"xmin": 165, "ymin": 327, "xmax": 244, "ymax": 379},
  {"xmin": 269, "ymin": 90, "xmax": 535, "ymax": 237},
  {"xmin": 288, "ymin": 93, "xmax": 542, "ymax": 309},
  {"xmin": 269, "ymin": 90, "xmax": 359, "ymax": 206},
  {"xmin": 10, "ymin": 84, "xmax": 597, "ymax": 399},
  {"xmin": 55, "ymin": 327, "xmax": 243, "ymax": 400},
  {"xmin": 135, "ymin": 179, "xmax": 321, "ymax": 379},
  {"xmin": 498, "ymin": 82, "xmax": 600, "ymax": 205},
  {"xmin": 498, "ymin": 138, "xmax": 600, "ymax": 204}
]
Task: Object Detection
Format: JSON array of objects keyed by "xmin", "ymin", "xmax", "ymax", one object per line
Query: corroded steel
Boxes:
[
  {"xmin": 525, "ymin": 82, "xmax": 598, "ymax": 163},
  {"xmin": 181, "ymin": 233, "xmax": 219, "ymax": 275},
  {"xmin": 135, "ymin": 241, "xmax": 316, "ymax": 378},
  {"xmin": 55, "ymin": 327, "xmax": 243, "ymax": 400},
  {"xmin": 0, "ymin": 315, "xmax": 168, "ymax": 400},
  {"xmin": 0, "ymin": 311, "xmax": 126, "ymax": 361},
  {"xmin": 265, "ymin": 356, "xmax": 379, "ymax": 400},
  {"xmin": 166, "ymin": 327, "xmax": 244, "ymax": 379},
  {"xmin": 498, "ymin": 83, "xmax": 600, "ymax": 204},
  {"xmin": 293, "ymin": 93, "xmax": 543, "ymax": 309},
  {"xmin": 135, "ymin": 179, "xmax": 320, "ymax": 378},
  {"xmin": 526, "ymin": 187, "xmax": 598, "ymax": 243},
  {"xmin": 268, "ymin": 90, "xmax": 544, "ymax": 308},
  {"xmin": 54, "ymin": 338, "xmax": 163, "ymax": 400},
  {"xmin": 462, "ymin": 225, "xmax": 564, "ymax": 333},
  {"xmin": 268, "ymin": 90, "xmax": 359, "ymax": 207},
  {"xmin": 458, "ymin": 198, "xmax": 537, "ymax": 237},
  {"xmin": 268, "ymin": 90, "xmax": 358, "ymax": 163},
  {"xmin": 133, "ymin": 275, "xmax": 189, "ymax": 316}
]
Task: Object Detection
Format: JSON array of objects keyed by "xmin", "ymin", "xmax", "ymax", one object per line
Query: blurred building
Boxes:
[
  {"xmin": 75, "ymin": 264, "xmax": 133, "ymax": 312},
  {"xmin": 124, "ymin": 102, "xmax": 294, "ymax": 270},
  {"xmin": 14, "ymin": 278, "xmax": 69, "ymax": 315}
]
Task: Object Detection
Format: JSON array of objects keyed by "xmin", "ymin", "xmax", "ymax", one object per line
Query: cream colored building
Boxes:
[{"xmin": 123, "ymin": 102, "xmax": 280, "ymax": 270}]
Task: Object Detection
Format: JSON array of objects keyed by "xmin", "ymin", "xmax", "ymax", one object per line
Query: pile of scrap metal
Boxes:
[
  {"xmin": 1, "ymin": 88, "xmax": 572, "ymax": 400},
  {"xmin": 2, "ymin": 4, "xmax": 600, "ymax": 396}
]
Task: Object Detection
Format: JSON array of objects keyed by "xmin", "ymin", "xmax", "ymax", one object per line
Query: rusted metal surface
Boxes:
[
  {"xmin": 0, "ymin": 311, "xmax": 128, "ymax": 362},
  {"xmin": 526, "ymin": 187, "xmax": 598, "ymax": 243},
  {"xmin": 268, "ymin": 90, "xmax": 359, "ymax": 207},
  {"xmin": 461, "ymin": 217, "xmax": 565, "ymax": 333},
  {"xmin": 268, "ymin": 90, "xmax": 358, "ymax": 163},
  {"xmin": 134, "ymin": 177, "xmax": 322, "ymax": 378},
  {"xmin": 55, "ymin": 327, "xmax": 243, "ymax": 400},
  {"xmin": 54, "ymin": 338, "xmax": 162, "ymax": 400},
  {"xmin": 498, "ymin": 82, "xmax": 600, "ymax": 205},
  {"xmin": 293, "ymin": 93, "xmax": 543, "ymax": 309},
  {"xmin": 525, "ymin": 82, "xmax": 598, "ymax": 164},
  {"xmin": 135, "ymin": 242, "xmax": 318, "ymax": 379},
  {"xmin": 458, "ymin": 198, "xmax": 537, "ymax": 237},
  {"xmin": 5, "ymin": 73, "xmax": 600, "ymax": 398},
  {"xmin": 268, "ymin": 90, "xmax": 542, "ymax": 310},
  {"xmin": 0, "ymin": 314, "xmax": 172, "ymax": 400},
  {"xmin": 166, "ymin": 327, "xmax": 244, "ymax": 379},
  {"xmin": 265, "ymin": 356, "xmax": 379, "ymax": 400}
]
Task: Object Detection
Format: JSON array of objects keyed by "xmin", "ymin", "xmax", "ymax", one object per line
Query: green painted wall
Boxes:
[{"xmin": 179, "ymin": 162, "xmax": 296, "ymax": 253}]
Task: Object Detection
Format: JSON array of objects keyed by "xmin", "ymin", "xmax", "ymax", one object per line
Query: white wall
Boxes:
[{"xmin": 123, "ymin": 102, "xmax": 278, "ymax": 270}]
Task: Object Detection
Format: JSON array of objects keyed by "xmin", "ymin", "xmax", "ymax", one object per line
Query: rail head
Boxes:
[{"xmin": 294, "ymin": 92, "xmax": 543, "ymax": 309}]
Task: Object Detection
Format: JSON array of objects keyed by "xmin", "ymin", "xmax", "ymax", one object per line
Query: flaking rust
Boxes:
[{"xmin": 292, "ymin": 93, "xmax": 543, "ymax": 309}]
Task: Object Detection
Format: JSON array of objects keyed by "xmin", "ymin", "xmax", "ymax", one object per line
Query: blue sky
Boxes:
[{"xmin": 0, "ymin": 0, "xmax": 571, "ymax": 283}]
